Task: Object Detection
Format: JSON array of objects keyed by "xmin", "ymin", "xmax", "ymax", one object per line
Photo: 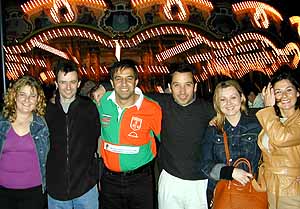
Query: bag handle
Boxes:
[
  {"xmin": 232, "ymin": 157, "xmax": 252, "ymax": 174},
  {"xmin": 222, "ymin": 131, "xmax": 231, "ymax": 166}
]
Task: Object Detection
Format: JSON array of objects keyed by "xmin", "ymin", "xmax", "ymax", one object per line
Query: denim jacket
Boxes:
[
  {"xmin": 0, "ymin": 113, "xmax": 50, "ymax": 193},
  {"xmin": 201, "ymin": 114, "xmax": 261, "ymax": 191}
]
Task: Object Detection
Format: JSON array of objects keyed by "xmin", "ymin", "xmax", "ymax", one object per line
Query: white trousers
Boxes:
[{"xmin": 158, "ymin": 169, "xmax": 208, "ymax": 209}]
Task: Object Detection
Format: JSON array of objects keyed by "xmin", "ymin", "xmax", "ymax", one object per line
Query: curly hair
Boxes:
[
  {"xmin": 213, "ymin": 80, "xmax": 247, "ymax": 133},
  {"xmin": 2, "ymin": 76, "xmax": 46, "ymax": 122}
]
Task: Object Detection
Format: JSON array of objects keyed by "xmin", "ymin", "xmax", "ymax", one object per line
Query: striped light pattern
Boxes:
[
  {"xmin": 136, "ymin": 65, "xmax": 169, "ymax": 74},
  {"xmin": 155, "ymin": 32, "xmax": 299, "ymax": 79},
  {"xmin": 5, "ymin": 63, "xmax": 29, "ymax": 81},
  {"xmin": 5, "ymin": 24, "xmax": 299, "ymax": 81},
  {"xmin": 33, "ymin": 40, "xmax": 70, "ymax": 60},
  {"xmin": 5, "ymin": 54, "xmax": 46, "ymax": 67},
  {"xmin": 232, "ymin": 1, "xmax": 283, "ymax": 29},
  {"xmin": 21, "ymin": 0, "xmax": 107, "ymax": 16},
  {"xmin": 6, "ymin": 0, "xmax": 299, "ymax": 81},
  {"xmin": 163, "ymin": 0, "xmax": 189, "ymax": 21},
  {"xmin": 4, "ymin": 27, "xmax": 110, "ymax": 54},
  {"xmin": 186, "ymin": 41, "xmax": 299, "ymax": 80},
  {"xmin": 50, "ymin": 0, "xmax": 75, "ymax": 23},
  {"xmin": 131, "ymin": 0, "xmax": 213, "ymax": 11},
  {"xmin": 155, "ymin": 32, "xmax": 299, "ymax": 62}
]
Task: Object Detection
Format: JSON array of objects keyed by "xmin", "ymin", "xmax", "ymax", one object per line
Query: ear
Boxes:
[
  {"xmin": 241, "ymin": 93, "xmax": 247, "ymax": 104},
  {"xmin": 55, "ymin": 81, "xmax": 58, "ymax": 89},
  {"xmin": 110, "ymin": 79, "xmax": 114, "ymax": 89},
  {"xmin": 168, "ymin": 83, "xmax": 172, "ymax": 93},
  {"xmin": 77, "ymin": 80, "xmax": 81, "ymax": 88},
  {"xmin": 194, "ymin": 83, "xmax": 198, "ymax": 93},
  {"xmin": 135, "ymin": 79, "xmax": 139, "ymax": 87}
]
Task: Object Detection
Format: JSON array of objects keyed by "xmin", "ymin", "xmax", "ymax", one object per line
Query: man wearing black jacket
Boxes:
[{"xmin": 45, "ymin": 61, "xmax": 100, "ymax": 209}]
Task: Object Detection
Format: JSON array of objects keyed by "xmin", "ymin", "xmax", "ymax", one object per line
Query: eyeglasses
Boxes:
[
  {"xmin": 274, "ymin": 87, "xmax": 296, "ymax": 98},
  {"xmin": 17, "ymin": 92, "xmax": 38, "ymax": 102}
]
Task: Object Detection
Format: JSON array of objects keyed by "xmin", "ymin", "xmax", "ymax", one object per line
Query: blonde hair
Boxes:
[
  {"xmin": 2, "ymin": 76, "xmax": 46, "ymax": 122},
  {"xmin": 213, "ymin": 80, "xmax": 247, "ymax": 133}
]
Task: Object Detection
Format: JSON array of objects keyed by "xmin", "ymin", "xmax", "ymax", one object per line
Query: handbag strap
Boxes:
[
  {"xmin": 232, "ymin": 158, "xmax": 252, "ymax": 173},
  {"xmin": 222, "ymin": 131, "xmax": 231, "ymax": 166}
]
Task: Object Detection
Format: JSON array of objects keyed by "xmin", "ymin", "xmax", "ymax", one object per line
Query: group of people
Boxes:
[{"xmin": 0, "ymin": 59, "xmax": 299, "ymax": 209}]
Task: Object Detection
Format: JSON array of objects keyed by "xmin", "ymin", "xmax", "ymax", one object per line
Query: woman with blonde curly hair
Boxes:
[{"xmin": 0, "ymin": 76, "xmax": 49, "ymax": 209}]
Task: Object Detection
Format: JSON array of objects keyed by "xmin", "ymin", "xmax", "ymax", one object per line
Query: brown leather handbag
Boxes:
[{"xmin": 212, "ymin": 132, "xmax": 268, "ymax": 209}]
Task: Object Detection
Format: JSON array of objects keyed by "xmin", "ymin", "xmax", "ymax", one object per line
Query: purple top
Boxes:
[{"xmin": 0, "ymin": 128, "xmax": 42, "ymax": 189}]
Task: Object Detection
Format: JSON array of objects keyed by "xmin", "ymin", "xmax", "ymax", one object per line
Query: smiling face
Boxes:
[
  {"xmin": 169, "ymin": 71, "xmax": 197, "ymax": 106},
  {"xmin": 218, "ymin": 86, "xmax": 242, "ymax": 119},
  {"xmin": 274, "ymin": 79, "xmax": 300, "ymax": 117},
  {"xmin": 56, "ymin": 70, "xmax": 81, "ymax": 102},
  {"xmin": 15, "ymin": 85, "xmax": 38, "ymax": 115},
  {"xmin": 110, "ymin": 67, "xmax": 138, "ymax": 106}
]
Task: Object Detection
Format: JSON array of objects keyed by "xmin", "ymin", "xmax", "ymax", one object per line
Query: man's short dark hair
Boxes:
[
  {"xmin": 109, "ymin": 59, "xmax": 138, "ymax": 80},
  {"xmin": 168, "ymin": 62, "xmax": 197, "ymax": 83},
  {"xmin": 54, "ymin": 60, "xmax": 79, "ymax": 81}
]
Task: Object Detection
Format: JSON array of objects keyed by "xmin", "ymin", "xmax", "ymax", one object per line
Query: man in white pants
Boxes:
[{"xmin": 149, "ymin": 63, "xmax": 214, "ymax": 209}]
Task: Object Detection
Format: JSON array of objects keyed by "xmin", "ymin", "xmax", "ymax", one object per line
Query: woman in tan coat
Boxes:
[{"xmin": 256, "ymin": 68, "xmax": 300, "ymax": 209}]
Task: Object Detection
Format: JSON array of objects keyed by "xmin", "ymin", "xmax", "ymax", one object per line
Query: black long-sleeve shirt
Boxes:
[{"xmin": 147, "ymin": 94, "xmax": 214, "ymax": 180}]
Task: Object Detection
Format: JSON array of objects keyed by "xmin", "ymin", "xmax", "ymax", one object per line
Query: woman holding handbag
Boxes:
[
  {"xmin": 201, "ymin": 80, "xmax": 262, "ymax": 207},
  {"xmin": 258, "ymin": 68, "xmax": 300, "ymax": 209}
]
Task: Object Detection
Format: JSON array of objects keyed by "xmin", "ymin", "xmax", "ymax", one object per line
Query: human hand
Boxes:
[
  {"xmin": 261, "ymin": 83, "xmax": 275, "ymax": 107},
  {"xmin": 209, "ymin": 116, "xmax": 217, "ymax": 126},
  {"xmin": 232, "ymin": 168, "xmax": 253, "ymax": 185}
]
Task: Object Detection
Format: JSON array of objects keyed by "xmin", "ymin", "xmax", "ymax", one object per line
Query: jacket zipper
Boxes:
[{"xmin": 66, "ymin": 114, "xmax": 71, "ymax": 198}]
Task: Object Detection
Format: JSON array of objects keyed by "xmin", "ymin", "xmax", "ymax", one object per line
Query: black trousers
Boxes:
[
  {"xmin": 0, "ymin": 185, "xmax": 46, "ymax": 209},
  {"xmin": 100, "ymin": 164, "xmax": 154, "ymax": 209}
]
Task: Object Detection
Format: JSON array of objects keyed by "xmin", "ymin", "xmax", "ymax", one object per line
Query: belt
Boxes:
[
  {"xmin": 265, "ymin": 165, "xmax": 300, "ymax": 176},
  {"xmin": 104, "ymin": 162, "xmax": 152, "ymax": 177}
]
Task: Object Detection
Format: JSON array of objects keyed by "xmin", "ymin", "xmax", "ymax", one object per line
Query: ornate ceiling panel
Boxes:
[{"xmin": 3, "ymin": 0, "xmax": 300, "ymax": 83}]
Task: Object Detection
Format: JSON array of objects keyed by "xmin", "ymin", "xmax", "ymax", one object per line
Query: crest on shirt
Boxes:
[{"xmin": 128, "ymin": 116, "xmax": 142, "ymax": 138}]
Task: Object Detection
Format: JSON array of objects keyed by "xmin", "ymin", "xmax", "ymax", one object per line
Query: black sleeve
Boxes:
[
  {"xmin": 145, "ymin": 93, "xmax": 170, "ymax": 107},
  {"xmin": 91, "ymin": 102, "xmax": 101, "ymax": 138},
  {"xmin": 220, "ymin": 166, "xmax": 234, "ymax": 180}
]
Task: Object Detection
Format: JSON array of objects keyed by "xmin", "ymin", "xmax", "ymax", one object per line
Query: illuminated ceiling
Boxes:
[{"xmin": 3, "ymin": 0, "xmax": 300, "ymax": 83}]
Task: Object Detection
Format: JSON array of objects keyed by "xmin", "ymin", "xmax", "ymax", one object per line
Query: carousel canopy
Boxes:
[{"xmin": 3, "ymin": 0, "xmax": 300, "ymax": 85}]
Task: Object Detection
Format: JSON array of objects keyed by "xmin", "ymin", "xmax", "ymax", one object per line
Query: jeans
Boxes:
[{"xmin": 48, "ymin": 185, "xmax": 99, "ymax": 209}]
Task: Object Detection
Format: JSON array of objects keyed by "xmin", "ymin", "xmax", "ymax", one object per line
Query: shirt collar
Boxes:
[{"xmin": 107, "ymin": 87, "xmax": 144, "ymax": 110}]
